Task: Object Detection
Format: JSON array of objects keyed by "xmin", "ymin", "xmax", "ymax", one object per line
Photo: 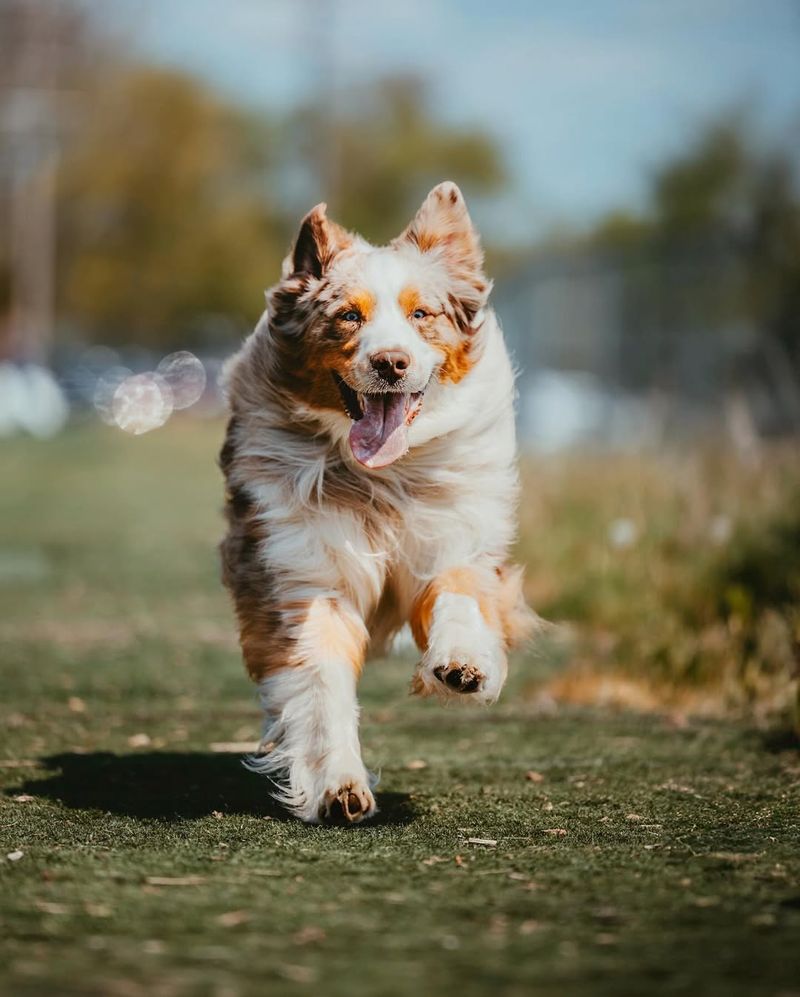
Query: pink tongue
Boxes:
[{"xmin": 349, "ymin": 394, "xmax": 408, "ymax": 468}]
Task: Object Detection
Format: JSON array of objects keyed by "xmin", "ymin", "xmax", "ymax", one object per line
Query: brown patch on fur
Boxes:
[
  {"xmin": 267, "ymin": 303, "xmax": 359, "ymax": 416},
  {"xmin": 345, "ymin": 290, "xmax": 376, "ymax": 323},
  {"xmin": 410, "ymin": 564, "xmax": 535, "ymax": 652},
  {"xmin": 400, "ymin": 284, "xmax": 478, "ymax": 384},
  {"xmin": 219, "ymin": 423, "xmax": 285, "ymax": 678},
  {"xmin": 413, "ymin": 230, "xmax": 440, "ymax": 253},
  {"xmin": 219, "ymin": 507, "xmax": 286, "ymax": 680},
  {"xmin": 398, "ymin": 286, "xmax": 422, "ymax": 315},
  {"xmin": 298, "ymin": 597, "xmax": 369, "ymax": 677},
  {"xmin": 435, "ymin": 329, "xmax": 475, "ymax": 384}
]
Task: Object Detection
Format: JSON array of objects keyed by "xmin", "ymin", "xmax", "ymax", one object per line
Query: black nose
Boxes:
[{"xmin": 370, "ymin": 350, "xmax": 411, "ymax": 384}]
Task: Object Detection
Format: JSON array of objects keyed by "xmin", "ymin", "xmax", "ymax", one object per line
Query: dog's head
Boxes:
[{"xmin": 267, "ymin": 182, "xmax": 491, "ymax": 469}]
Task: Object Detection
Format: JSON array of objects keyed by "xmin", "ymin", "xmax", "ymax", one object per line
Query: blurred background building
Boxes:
[{"xmin": 1, "ymin": 0, "xmax": 799, "ymax": 448}]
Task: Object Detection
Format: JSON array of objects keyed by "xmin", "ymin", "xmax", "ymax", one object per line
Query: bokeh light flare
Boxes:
[
  {"xmin": 156, "ymin": 351, "xmax": 207, "ymax": 410},
  {"xmin": 112, "ymin": 373, "xmax": 174, "ymax": 435}
]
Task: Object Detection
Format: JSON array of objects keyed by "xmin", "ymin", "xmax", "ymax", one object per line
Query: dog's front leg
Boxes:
[
  {"xmin": 248, "ymin": 595, "xmax": 376, "ymax": 824},
  {"xmin": 409, "ymin": 564, "xmax": 533, "ymax": 704}
]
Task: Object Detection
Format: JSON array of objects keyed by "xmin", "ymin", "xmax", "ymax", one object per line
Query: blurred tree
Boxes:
[
  {"xmin": 650, "ymin": 115, "xmax": 800, "ymax": 410},
  {"xmin": 57, "ymin": 67, "xmax": 285, "ymax": 349},
  {"xmin": 289, "ymin": 76, "xmax": 506, "ymax": 243},
  {"xmin": 651, "ymin": 120, "xmax": 750, "ymax": 240},
  {"xmin": 584, "ymin": 112, "xmax": 800, "ymax": 412}
]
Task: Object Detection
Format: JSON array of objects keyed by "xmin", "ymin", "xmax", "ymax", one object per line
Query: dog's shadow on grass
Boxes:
[{"xmin": 13, "ymin": 752, "xmax": 415, "ymax": 827}]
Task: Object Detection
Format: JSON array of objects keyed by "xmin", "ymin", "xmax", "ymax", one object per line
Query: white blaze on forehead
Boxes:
[{"xmin": 331, "ymin": 247, "xmax": 442, "ymax": 375}]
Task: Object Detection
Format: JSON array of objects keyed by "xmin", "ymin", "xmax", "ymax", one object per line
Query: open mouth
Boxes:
[{"xmin": 333, "ymin": 373, "xmax": 425, "ymax": 469}]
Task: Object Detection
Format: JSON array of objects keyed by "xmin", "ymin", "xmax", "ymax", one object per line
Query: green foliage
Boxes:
[
  {"xmin": 651, "ymin": 120, "xmax": 750, "ymax": 238},
  {"xmin": 712, "ymin": 499, "xmax": 800, "ymax": 621},
  {"xmin": 591, "ymin": 111, "xmax": 800, "ymax": 367},
  {"xmin": 517, "ymin": 450, "xmax": 800, "ymax": 716},
  {"xmin": 57, "ymin": 68, "xmax": 286, "ymax": 347}
]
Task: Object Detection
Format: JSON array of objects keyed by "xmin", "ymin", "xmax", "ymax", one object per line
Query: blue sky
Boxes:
[{"xmin": 103, "ymin": 0, "xmax": 800, "ymax": 240}]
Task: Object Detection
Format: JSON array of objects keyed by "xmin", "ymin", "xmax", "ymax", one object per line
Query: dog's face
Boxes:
[{"xmin": 268, "ymin": 182, "xmax": 491, "ymax": 469}]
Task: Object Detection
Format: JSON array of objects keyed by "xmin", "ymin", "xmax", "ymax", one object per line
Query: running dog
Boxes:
[{"xmin": 220, "ymin": 182, "xmax": 534, "ymax": 823}]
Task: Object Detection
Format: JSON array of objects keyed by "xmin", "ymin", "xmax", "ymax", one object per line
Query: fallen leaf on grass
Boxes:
[
  {"xmin": 406, "ymin": 759, "xmax": 427, "ymax": 770},
  {"xmin": 128, "ymin": 733, "xmax": 151, "ymax": 748},
  {"xmin": 6, "ymin": 850, "xmax": 23, "ymax": 862},
  {"xmin": 209, "ymin": 742, "xmax": 258, "ymax": 753},
  {"xmin": 278, "ymin": 964, "xmax": 316, "ymax": 984},
  {"xmin": 145, "ymin": 875, "xmax": 206, "ymax": 887},
  {"xmin": 292, "ymin": 926, "xmax": 326, "ymax": 946},
  {"xmin": 12, "ymin": 794, "xmax": 35, "ymax": 803},
  {"xmin": 217, "ymin": 910, "xmax": 250, "ymax": 927},
  {"xmin": 85, "ymin": 903, "xmax": 112, "ymax": 918},
  {"xmin": 708, "ymin": 852, "xmax": 760, "ymax": 863},
  {"xmin": 595, "ymin": 932, "xmax": 618, "ymax": 945},
  {"xmin": 211, "ymin": 811, "xmax": 224, "ymax": 820},
  {"xmin": 525, "ymin": 770, "xmax": 545, "ymax": 783},
  {"xmin": 466, "ymin": 838, "xmax": 497, "ymax": 847},
  {"xmin": 542, "ymin": 828, "xmax": 567, "ymax": 836},
  {"xmin": 35, "ymin": 901, "xmax": 68, "ymax": 915}
]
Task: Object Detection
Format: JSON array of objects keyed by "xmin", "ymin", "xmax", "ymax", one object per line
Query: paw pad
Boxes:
[
  {"xmin": 434, "ymin": 662, "xmax": 485, "ymax": 694},
  {"xmin": 321, "ymin": 783, "xmax": 375, "ymax": 824}
]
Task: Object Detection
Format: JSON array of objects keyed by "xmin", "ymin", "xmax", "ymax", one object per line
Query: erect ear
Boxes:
[
  {"xmin": 394, "ymin": 181, "xmax": 490, "ymax": 328},
  {"xmin": 289, "ymin": 203, "xmax": 352, "ymax": 279}
]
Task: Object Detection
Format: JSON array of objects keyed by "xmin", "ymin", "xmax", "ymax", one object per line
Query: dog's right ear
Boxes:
[
  {"xmin": 394, "ymin": 181, "xmax": 490, "ymax": 331},
  {"xmin": 288, "ymin": 204, "xmax": 351, "ymax": 279}
]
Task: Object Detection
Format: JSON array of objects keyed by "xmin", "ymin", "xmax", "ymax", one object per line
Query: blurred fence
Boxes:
[{"xmin": 496, "ymin": 240, "xmax": 800, "ymax": 452}]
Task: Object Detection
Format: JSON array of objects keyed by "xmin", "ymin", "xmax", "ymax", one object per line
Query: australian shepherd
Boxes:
[{"xmin": 219, "ymin": 182, "xmax": 534, "ymax": 823}]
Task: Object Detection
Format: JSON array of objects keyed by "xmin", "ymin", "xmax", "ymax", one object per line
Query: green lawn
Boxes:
[{"xmin": 1, "ymin": 421, "xmax": 798, "ymax": 997}]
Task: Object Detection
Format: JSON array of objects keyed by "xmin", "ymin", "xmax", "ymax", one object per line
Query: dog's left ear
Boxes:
[{"xmin": 394, "ymin": 181, "xmax": 490, "ymax": 330}]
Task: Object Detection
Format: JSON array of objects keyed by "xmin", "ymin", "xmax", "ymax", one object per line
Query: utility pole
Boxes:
[{"xmin": 0, "ymin": 1, "xmax": 68, "ymax": 365}]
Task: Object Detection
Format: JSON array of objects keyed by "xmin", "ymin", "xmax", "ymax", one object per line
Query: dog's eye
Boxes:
[
  {"xmin": 412, "ymin": 308, "xmax": 428, "ymax": 320},
  {"xmin": 341, "ymin": 310, "xmax": 362, "ymax": 324}
]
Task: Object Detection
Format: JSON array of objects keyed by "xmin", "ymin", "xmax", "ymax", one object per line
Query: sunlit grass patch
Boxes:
[{"xmin": 518, "ymin": 448, "xmax": 800, "ymax": 721}]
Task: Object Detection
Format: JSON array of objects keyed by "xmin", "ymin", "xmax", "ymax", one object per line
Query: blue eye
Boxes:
[
  {"xmin": 412, "ymin": 308, "xmax": 428, "ymax": 320},
  {"xmin": 341, "ymin": 310, "xmax": 361, "ymax": 323}
]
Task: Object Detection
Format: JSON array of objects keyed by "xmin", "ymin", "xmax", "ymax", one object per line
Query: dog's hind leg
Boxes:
[
  {"xmin": 246, "ymin": 596, "xmax": 377, "ymax": 824},
  {"xmin": 409, "ymin": 564, "xmax": 535, "ymax": 704}
]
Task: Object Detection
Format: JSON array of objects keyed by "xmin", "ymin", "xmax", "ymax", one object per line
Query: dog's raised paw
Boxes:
[
  {"xmin": 321, "ymin": 782, "xmax": 376, "ymax": 824},
  {"xmin": 433, "ymin": 661, "xmax": 485, "ymax": 694}
]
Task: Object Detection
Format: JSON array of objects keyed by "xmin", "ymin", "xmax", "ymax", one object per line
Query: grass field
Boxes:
[{"xmin": 1, "ymin": 421, "xmax": 799, "ymax": 997}]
